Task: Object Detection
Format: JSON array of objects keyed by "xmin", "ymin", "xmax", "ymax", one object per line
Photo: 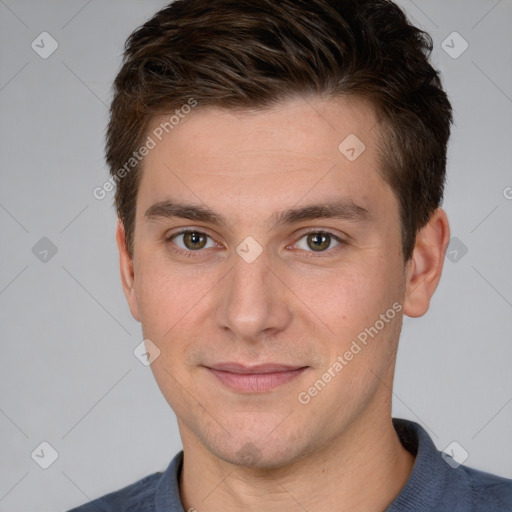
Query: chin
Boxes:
[
  {"xmin": 215, "ymin": 442, "xmax": 302, "ymax": 470},
  {"xmin": 199, "ymin": 419, "xmax": 313, "ymax": 470}
]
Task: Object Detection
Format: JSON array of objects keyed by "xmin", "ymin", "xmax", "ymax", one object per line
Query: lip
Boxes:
[{"xmin": 204, "ymin": 363, "xmax": 308, "ymax": 393}]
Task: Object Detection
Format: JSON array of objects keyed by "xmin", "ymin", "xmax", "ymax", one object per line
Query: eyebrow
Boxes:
[{"xmin": 144, "ymin": 199, "xmax": 370, "ymax": 229}]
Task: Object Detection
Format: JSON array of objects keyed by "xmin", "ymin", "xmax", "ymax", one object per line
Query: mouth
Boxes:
[{"xmin": 204, "ymin": 363, "xmax": 308, "ymax": 393}]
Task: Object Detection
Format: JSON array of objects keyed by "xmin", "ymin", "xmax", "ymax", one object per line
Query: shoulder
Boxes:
[
  {"xmin": 66, "ymin": 451, "xmax": 184, "ymax": 512},
  {"xmin": 390, "ymin": 419, "xmax": 512, "ymax": 511},
  {"xmin": 66, "ymin": 471, "xmax": 163, "ymax": 512},
  {"xmin": 461, "ymin": 464, "xmax": 512, "ymax": 511}
]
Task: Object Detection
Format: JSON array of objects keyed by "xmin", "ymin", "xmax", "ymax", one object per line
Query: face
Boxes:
[{"xmin": 119, "ymin": 97, "xmax": 420, "ymax": 468}]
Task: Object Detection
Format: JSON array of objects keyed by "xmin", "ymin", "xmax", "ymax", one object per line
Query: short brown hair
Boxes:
[{"xmin": 106, "ymin": 0, "xmax": 452, "ymax": 260}]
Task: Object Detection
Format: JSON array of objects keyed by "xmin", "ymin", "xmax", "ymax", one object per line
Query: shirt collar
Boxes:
[{"xmin": 153, "ymin": 418, "xmax": 469, "ymax": 511}]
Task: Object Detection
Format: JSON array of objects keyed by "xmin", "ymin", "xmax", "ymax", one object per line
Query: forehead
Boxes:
[
  {"xmin": 137, "ymin": 96, "xmax": 396, "ymax": 224},
  {"xmin": 147, "ymin": 96, "xmax": 378, "ymax": 167}
]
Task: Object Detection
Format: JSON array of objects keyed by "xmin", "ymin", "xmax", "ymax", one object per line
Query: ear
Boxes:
[
  {"xmin": 403, "ymin": 208, "xmax": 450, "ymax": 318},
  {"xmin": 116, "ymin": 219, "xmax": 140, "ymax": 322}
]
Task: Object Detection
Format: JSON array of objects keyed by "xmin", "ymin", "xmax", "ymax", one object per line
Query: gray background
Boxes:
[{"xmin": 0, "ymin": 0, "xmax": 511, "ymax": 510}]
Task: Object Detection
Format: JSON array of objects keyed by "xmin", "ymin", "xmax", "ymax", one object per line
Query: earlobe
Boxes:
[
  {"xmin": 403, "ymin": 208, "xmax": 450, "ymax": 318},
  {"xmin": 115, "ymin": 219, "xmax": 141, "ymax": 322}
]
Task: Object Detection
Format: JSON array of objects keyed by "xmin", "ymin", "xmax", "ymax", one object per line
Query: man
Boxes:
[{"xmin": 70, "ymin": 0, "xmax": 512, "ymax": 510}]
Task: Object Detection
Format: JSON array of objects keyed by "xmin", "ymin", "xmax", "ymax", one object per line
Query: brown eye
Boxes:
[
  {"xmin": 182, "ymin": 231, "xmax": 207, "ymax": 250},
  {"xmin": 295, "ymin": 231, "xmax": 341, "ymax": 253},
  {"xmin": 171, "ymin": 231, "xmax": 215, "ymax": 251},
  {"xmin": 307, "ymin": 232, "xmax": 332, "ymax": 251}
]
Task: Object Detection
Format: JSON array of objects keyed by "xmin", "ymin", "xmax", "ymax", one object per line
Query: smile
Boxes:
[{"xmin": 204, "ymin": 363, "xmax": 308, "ymax": 393}]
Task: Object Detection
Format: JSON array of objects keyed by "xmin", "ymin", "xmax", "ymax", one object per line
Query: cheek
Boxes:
[
  {"xmin": 293, "ymin": 257, "xmax": 404, "ymax": 373},
  {"xmin": 132, "ymin": 253, "xmax": 207, "ymax": 338},
  {"xmin": 133, "ymin": 261, "xmax": 204, "ymax": 403},
  {"xmin": 292, "ymin": 256, "xmax": 397, "ymax": 331}
]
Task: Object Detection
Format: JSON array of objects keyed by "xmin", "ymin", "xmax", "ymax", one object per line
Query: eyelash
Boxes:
[{"xmin": 166, "ymin": 228, "xmax": 346, "ymax": 259}]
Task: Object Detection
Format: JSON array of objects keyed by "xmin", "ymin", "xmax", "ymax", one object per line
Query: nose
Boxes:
[{"xmin": 215, "ymin": 246, "xmax": 292, "ymax": 343}]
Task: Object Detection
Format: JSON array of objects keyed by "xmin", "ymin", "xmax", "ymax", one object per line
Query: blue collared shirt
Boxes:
[{"xmin": 67, "ymin": 418, "xmax": 512, "ymax": 511}]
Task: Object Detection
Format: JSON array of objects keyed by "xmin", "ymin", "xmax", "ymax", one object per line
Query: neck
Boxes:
[{"xmin": 178, "ymin": 409, "xmax": 415, "ymax": 512}]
